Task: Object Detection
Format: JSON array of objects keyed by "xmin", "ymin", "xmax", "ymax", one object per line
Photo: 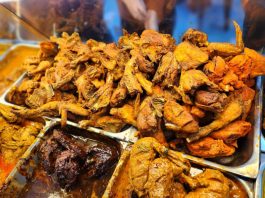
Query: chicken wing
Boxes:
[
  {"xmin": 208, "ymin": 21, "xmax": 244, "ymax": 57},
  {"xmin": 178, "ymin": 69, "xmax": 219, "ymax": 104},
  {"xmin": 174, "ymin": 42, "xmax": 209, "ymax": 70},
  {"xmin": 187, "ymin": 137, "xmax": 235, "ymax": 158},
  {"xmin": 164, "ymin": 100, "xmax": 199, "ymax": 133},
  {"xmin": 110, "ymin": 104, "xmax": 137, "ymax": 126},
  {"xmin": 187, "ymin": 95, "xmax": 243, "ymax": 142},
  {"xmin": 210, "ymin": 120, "xmax": 251, "ymax": 144},
  {"xmin": 153, "ymin": 52, "xmax": 180, "ymax": 88}
]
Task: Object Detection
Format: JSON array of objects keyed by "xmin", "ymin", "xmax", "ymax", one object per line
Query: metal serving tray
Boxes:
[
  {"xmin": 0, "ymin": 121, "xmax": 127, "ymax": 197},
  {"xmin": 255, "ymin": 155, "xmax": 265, "ymax": 198},
  {"xmin": 103, "ymin": 146, "xmax": 255, "ymax": 198},
  {"xmin": 2, "ymin": 71, "xmax": 262, "ymax": 179}
]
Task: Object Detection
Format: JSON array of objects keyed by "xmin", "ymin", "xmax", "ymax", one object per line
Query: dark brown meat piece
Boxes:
[
  {"xmin": 39, "ymin": 137, "xmax": 62, "ymax": 174},
  {"xmin": 86, "ymin": 144, "xmax": 119, "ymax": 177},
  {"xmin": 54, "ymin": 150, "xmax": 81, "ymax": 188},
  {"xmin": 195, "ymin": 90, "xmax": 227, "ymax": 113},
  {"xmin": 53, "ymin": 130, "xmax": 88, "ymax": 159}
]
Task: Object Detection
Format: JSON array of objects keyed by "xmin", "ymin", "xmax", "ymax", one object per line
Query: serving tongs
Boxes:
[{"xmin": 44, "ymin": 117, "xmax": 139, "ymax": 144}]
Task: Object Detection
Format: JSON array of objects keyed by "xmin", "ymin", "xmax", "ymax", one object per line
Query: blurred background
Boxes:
[{"xmin": 0, "ymin": 0, "xmax": 264, "ymax": 50}]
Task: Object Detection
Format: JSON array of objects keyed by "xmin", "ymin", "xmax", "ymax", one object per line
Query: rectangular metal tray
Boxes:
[
  {"xmin": 0, "ymin": 121, "xmax": 127, "ymax": 197},
  {"xmin": 254, "ymin": 159, "xmax": 265, "ymax": 198},
  {"xmin": 1, "ymin": 72, "xmax": 262, "ymax": 178},
  {"xmin": 103, "ymin": 146, "xmax": 255, "ymax": 198}
]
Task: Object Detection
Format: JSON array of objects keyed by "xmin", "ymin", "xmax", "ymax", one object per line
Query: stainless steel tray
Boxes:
[
  {"xmin": 0, "ymin": 120, "xmax": 127, "ymax": 197},
  {"xmin": 103, "ymin": 146, "xmax": 255, "ymax": 198},
  {"xmin": 2, "ymin": 72, "xmax": 262, "ymax": 179},
  {"xmin": 255, "ymin": 155, "xmax": 265, "ymax": 198}
]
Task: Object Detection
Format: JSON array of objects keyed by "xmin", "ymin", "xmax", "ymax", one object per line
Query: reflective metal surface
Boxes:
[{"xmin": 255, "ymin": 158, "xmax": 265, "ymax": 198}]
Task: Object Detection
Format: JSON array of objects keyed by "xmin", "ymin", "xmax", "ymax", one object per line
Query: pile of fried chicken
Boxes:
[
  {"xmin": 109, "ymin": 137, "xmax": 247, "ymax": 198},
  {"xmin": 7, "ymin": 21, "xmax": 265, "ymax": 158}
]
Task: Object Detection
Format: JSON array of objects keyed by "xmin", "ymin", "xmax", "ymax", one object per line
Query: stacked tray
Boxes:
[{"xmin": 0, "ymin": 46, "xmax": 263, "ymax": 197}]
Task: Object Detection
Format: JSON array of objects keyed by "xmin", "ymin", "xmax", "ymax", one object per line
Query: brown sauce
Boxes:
[{"xmin": 19, "ymin": 125, "xmax": 121, "ymax": 198}]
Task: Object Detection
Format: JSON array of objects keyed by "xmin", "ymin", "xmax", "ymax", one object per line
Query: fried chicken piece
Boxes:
[
  {"xmin": 118, "ymin": 31, "xmax": 140, "ymax": 49},
  {"xmin": 174, "ymin": 42, "xmax": 209, "ymax": 70},
  {"xmin": 164, "ymin": 100, "xmax": 199, "ymax": 133},
  {"xmin": 185, "ymin": 169, "xmax": 232, "ymax": 197},
  {"xmin": 27, "ymin": 60, "xmax": 53, "ymax": 76},
  {"xmin": 75, "ymin": 73, "xmax": 95, "ymax": 102},
  {"xmin": 135, "ymin": 72, "xmax": 153, "ymax": 95},
  {"xmin": 190, "ymin": 106, "xmax": 205, "ymax": 119},
  {"xmin": 122, "ymin": 57, "xmax": 143, "ymax": 96},
  {"xmin": 25, "ymin": 82, "xmax": 54, "ymax": 108},
  {"xmin": 131, "ymin": 49, "xmax": 155, "ymax": 74},
  {"xmin": 210, "ymin": 120, "xmax": 251, "ymax": 144},
  {"xmin": 171, "ymin": 182, "xmax": 187, "ymax": 198},
  {"xmin": 136, "ymin": 97, "xmax": 157, "ymax": 131},
  {"xmin": 12, "ymin": 101, "xmax": 89, "ymax": 121},
  {"xmin": 153, "ymin": 52, "xmax": 179, "ymax": 88},
  {"xmin": 80, "ymin": 116, "xmax": 126, "ymax": 132},
  {"xmin": 187, "ymin": 137, "xmax": 236, "ymax": 158},
  {"xmin": 110, "ymin": 84, "xmax": 127, "ymax": 107},
  {"xmin": 129, "ymin": 137, "xmax": 190, "ymax": 197},
  {"xmin": 244, "ymin": 47, "xmax": 265, "ymax": 77},
  {"xmin": 39, "ymin": 41, "xmax": 58, "ymax": 57},
  {"xmin": 86, "ymin": 73, "xmax": 114, "ymax": 112},
  {"xmin": 208, "ymin": 21, "xmax": 244, "ymax": 57},
  {"xmin": 0, "ymin": 104, "xmax": 19, "ymax": 123},
  {"xmin": 235, "ymin": 86, "xmax": 255, "ymax": 120},
  {"xmin": 182, "ymin": 28, "xmax": 208, "ymax": 47},
  {"xmin": 195, "ymin": 90, "xmax": 227, "ymax": 113},
  {"xmin": 178, "ymin": 70, "xmax": 219, "ymax": 104},
  {"xmin": 144, "ymin": 158, "xmax": 175, "ymax": 198},
  {"xmin": 52, "ymin": 64, "xmax": 75, "ymax": 89},
  {"xmin": 95, "ymin": 116, "xmax": 126, "ymax": 132},
  {"xmin": 203, "ymin": 56, "xmax": 228, "ymax": 84},
  {"xmin": 187, "ymin": 96, "xmax": 243, "ymax": 142},
  {"xmin": 110, "ymin": 104, "xmax": 137, "ymax": 126},
  {"xmin": 140, "ymin": 30, "xmax": 176, "ymax": 62},
  {"xmin": 136, "ymin": 97, "xmax": 167, "ymax": 144},
  {"xmin": 228, "ymin": 54, "xmax": 252, "ymax": 82}
]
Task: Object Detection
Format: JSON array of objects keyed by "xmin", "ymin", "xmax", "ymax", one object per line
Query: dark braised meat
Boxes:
[
  {"xmin": 39, "ymin": 137, "xmax": 62, "ymax": 174},
  {"xmin": 86, "ymin": 144, "xmax": 119, "ymax": 177},
  {"xmin": 54, "ymin": 150, "xmax": 81, "ymax": 188},
  {"xmin": 53, "ymin": 130, "xmax": 88, "ymax": 159},
  {"xmin": 39, "ymin": 129, "xmax": 119, "ymax": 189}
]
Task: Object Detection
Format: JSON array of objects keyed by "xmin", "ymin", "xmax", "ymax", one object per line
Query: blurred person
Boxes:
[
  {"xmin": 118, "ymin": 0, "xmax": 177, "ymax": 34},
  {"xmin": 51, "ymin": 0, "xmax": 113, "ymax": 42},
  {"xmin": 2, "ymin": 0, "xmax": 113, "ymax": 42},
  {"xmin": 243, "ymin": 0, "xmax": 265, "ymax": 50}
]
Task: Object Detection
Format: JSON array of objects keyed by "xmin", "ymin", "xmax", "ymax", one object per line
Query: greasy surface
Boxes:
[
  {"xmin": 20, "ymin": 125, "xmax": 120, "ymax": 197},
  {"xmin": 0, "ymin": 46, "xmax": 39, "ymax": 95},
  {"xmin": 0, "ymin": 116, "xmax": 43, "ymax": 186},
  {"xmin": 7, "ymin": 21, "xmax": 263, "ymax": 159},
  {"xmin": 110, "ymin": 138, "xmax": 248, "ymax": 198}
]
